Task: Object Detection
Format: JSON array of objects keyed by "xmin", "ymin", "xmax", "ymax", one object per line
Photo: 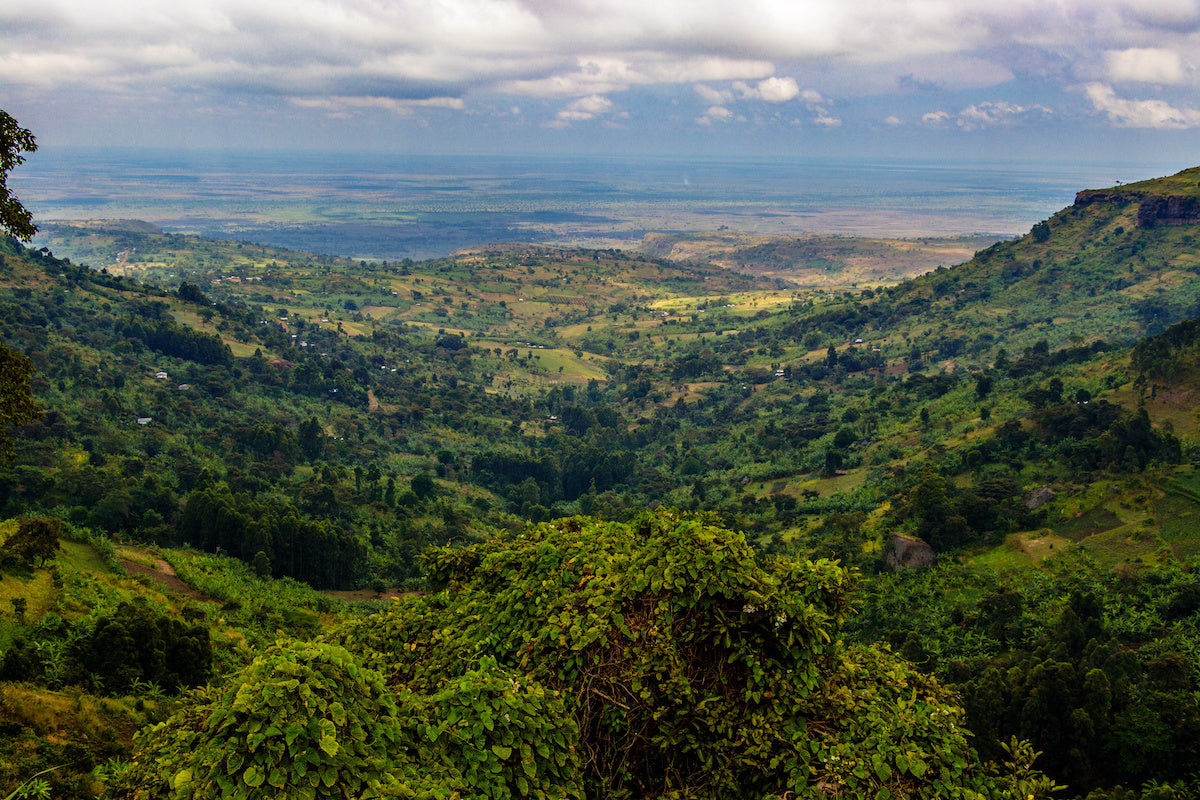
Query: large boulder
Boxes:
[
  {"xmin": 886, "ymin": 533, "xmax": 936, "ymax": 572},
  {"xmin": 1024, "ymin": 486, "xmax": 1056, "ymax": 510}
]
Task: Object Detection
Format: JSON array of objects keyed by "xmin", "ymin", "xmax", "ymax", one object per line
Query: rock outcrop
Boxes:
[
  {"xmin": 885, "ymin": 533, "xmax": 936, "ymax": 572},
  {"xmin": 1024, "ymin": 486, "xmax": 1056, "ymax": 510},
  {"xmin": 1073, "ymin": 189, "xmax": 1200, "ymax": 228},
  {"xmin": 1136, "ymin": 195, "xmax": 1200, "ymax": 227}
]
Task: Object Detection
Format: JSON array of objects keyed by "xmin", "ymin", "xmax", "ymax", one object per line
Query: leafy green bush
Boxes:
[
  {"xmin": 394, "ymin": 657, "xmax": 581, "ymax": 800},
  {"xmin": 2, "ymin": 599, "xmax": 210, "ymax": 696},
  {"xmin": 112, "ymin": 640, "xmax": 403, "ymax": 800},
  {"xmin": 339, "ymin": 509, "xmax": 1018, "ymax": 799}
]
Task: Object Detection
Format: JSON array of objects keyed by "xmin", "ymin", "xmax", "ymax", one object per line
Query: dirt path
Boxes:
[
  {"xmin": 368, "ymin": 388, "xmax": 379, "ymax": 411},
  {"xmin": 118, "ymin": 553, "xmax": 218, "ymax": 603}
]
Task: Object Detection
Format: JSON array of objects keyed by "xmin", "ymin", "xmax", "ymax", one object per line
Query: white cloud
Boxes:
[
  {"xmin": 919, "ymin": 101, "xmax": 1051, "ymax": 130},
  {"xmin": 696, "ymin": 105, "xmax": 735, "ymax": 125},
  {"xmin": 693, "ymin": 84, "xmax": 733, "ymax": 104},
  {"xmin": 499, "ymin": 55, "xmax": 774, "ymax": 97},
  {"xmin": 883, "ymin": 115, "xmax": 903, "ymax": 126},
  {"xmin": 1085, "ymin": 82, "xmax": 1200, "ymax": 128},
  {"xmin": 565, "ymin": 94, "xmax": 614, "ymax": 116},
  {"xmin": 549, "ymin": 93, "xmax": 617, "ymax": 125},
  {"xmin": 1104, "ymin": 48, "xmax": 1188, "ymax": 85},
  {"xmin": 736, "ymin": 76, "xmax": 800, "ymax": 103},
  {"xmin": 7, "ymin": 0, "xmax": 1196, "ymax": 104},
  {"xmin": 291, "ymin": 95, "xmax": 466, "ymax": 114},
  {"xmin": 957, "ymin": 101, "xmax": 1052, "ymax": 129}
]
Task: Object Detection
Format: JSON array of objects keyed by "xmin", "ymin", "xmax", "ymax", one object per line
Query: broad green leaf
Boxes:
[
  {"xmin": 242, "ymin": 765, "xmax": 265, "ymax": 788},
  {"xmin": 172, "ymin": 769, "xmax": 193, "ymax": 791}
]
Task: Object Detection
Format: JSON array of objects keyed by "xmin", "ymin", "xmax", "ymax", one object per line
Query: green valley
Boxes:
[{"xmin": 3, "ymin": 165, "xmax": 1200, "ymax": 799}]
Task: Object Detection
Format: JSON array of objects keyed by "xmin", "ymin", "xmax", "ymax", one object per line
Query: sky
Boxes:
[{"xmin": 2, "ymin": 0, "xmax": 1200, "ymax": 163}]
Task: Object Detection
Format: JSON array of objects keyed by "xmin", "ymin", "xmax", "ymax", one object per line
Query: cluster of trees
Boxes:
[
  {"xmin": 888, "ymin": 467, "xmax": 1033, "ymax": 551},
  {"xmin": 178, "ymin": 487, "xmax": 368, "ymax": 589},
  {"xmin": 115, "ymin": 315, "xmax": 233, "ymax": 367},
  {"xmin": 849, "ymin": 556, "xmax": 1200, "ymax": 796},
  {"xmin": 2, "ymin": 597, "xmax": 212, "ymax": 695}
]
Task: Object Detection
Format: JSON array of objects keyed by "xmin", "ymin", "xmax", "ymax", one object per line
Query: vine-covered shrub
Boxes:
[
  {"xmin": 339, "ymin": 509, "xmax": 1018, "ymax": 799},
  {"xmin": 112, "ymin": 640, "xmax": 404, "ymax": 800},
  {"xmin": 393, "ymin": 657, "xmax": 582, "ymax": 800}
]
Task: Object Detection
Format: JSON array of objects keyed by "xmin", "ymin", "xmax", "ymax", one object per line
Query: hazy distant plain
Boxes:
[{"xmin": 16, "ymin": 150, "xmax": 1176, "ymax": 261}]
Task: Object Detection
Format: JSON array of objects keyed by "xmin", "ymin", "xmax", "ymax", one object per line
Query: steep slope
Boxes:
[{"xmin": 876, "ymin": 165, "xmax": 1200, "ymax": 354}]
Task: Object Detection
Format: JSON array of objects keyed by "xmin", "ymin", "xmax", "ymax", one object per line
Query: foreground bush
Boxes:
[
  {"xmin": 340, "ymin": 509, "xmax": 1023, "ymax": 799},
  {"xmin": 111, "ymin": 640, "xmax": 405, "ymax": 800}
]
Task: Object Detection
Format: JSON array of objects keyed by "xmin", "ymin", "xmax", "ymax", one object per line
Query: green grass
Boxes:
[
  {"xmin": 1053, "ymin": 506, "xmax": 1124, "ymax": 543},
  {"xmin": 968, "ymin": 532, "xmax": 1073, "ymax": 571},
  {"xmin": 1079, "ymin": 522, "xmax": 1158, "ymax": 567}
]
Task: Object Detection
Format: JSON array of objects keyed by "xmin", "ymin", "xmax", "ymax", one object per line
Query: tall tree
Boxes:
[
  {"xmin": 0, "ymin": 110, "xmax": 38, "ymax": 241},
  {"xmin": 0, "ymin": 343, "xmax": 43, "ymax": 463}
]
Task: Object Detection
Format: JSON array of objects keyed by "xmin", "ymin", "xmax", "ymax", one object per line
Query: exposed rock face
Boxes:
[
  {"xmin": 1074, "ymin": 188, "xmax": 1141, "ymax": 208},
  {"xmin": 1136, "ymin": 195, "xmax": 1200, "ymax": 227},
  {"xmin": 885, "ymin": 533, "xmax": 936, "ymax": 572},
  {"xmin": 1072, "ymin": 189, "xmax": 1200, "ymax": 228},
  {"xmin": 1024, "ymin": 486, "xmax": 1056, "ymax": 510}
]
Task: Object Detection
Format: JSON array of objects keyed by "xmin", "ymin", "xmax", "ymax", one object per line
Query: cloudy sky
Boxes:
[{"xmin": 3, "ymin": 0, "xmax": 1200, "ymax": 162}]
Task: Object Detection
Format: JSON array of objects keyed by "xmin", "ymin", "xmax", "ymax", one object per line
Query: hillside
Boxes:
[
  {"xmin": 2, "ymin": 166, "xmax": 1200, "ymax": 798},
  {"xmin": 872, "ymin": 165, "xmax": 1200, "ymax": 353}
]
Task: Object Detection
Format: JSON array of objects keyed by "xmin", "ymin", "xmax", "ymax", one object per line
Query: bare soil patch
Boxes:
[
  {"xmin": 323, "ymin": 588, "xmax": 415, "ymax": 602},
  {"xmin": 118, "ymin": 557, "xmax": 217, "ymax": 603}
]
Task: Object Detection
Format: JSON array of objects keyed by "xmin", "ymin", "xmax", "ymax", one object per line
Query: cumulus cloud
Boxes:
[
  {"xmin": 4, "ymin": 2, "xmax": 1194, "ymax": 99},
  {"xmin": 1085, "ymin": 82, "xmax": 1200, "ymax": 128},
  {"xmin": 292, "ymin": 95, "xmax": 466, "ymax": 114},
  {"xmin": 691, "ymin": 76, "xmax": 827, "ymax": 126},
  {"xmin": 693, "ymin": 84, "xmax": 733, "ymax": 104},
  {"xmin": 499, "ymin": 55, "xmax": 774, "ymax": 97},
  {"xmin": 733, "ymin": 76, "xmax": 800, "ymax": 103},
  {"xmin": 696, "ymin": 105, "xmax": 736, "ymax": 125},
  {"xmin": 957, "ymin": 101, "xmax": 1052, "ymax": 129},
  {"xmin": 920, "ymin": 101, "xmax": 1052, "ymax": 130},
  {"xmin": 697, "ymin": 77, "xmax": 814, "ymax": 106},
  {"xmin": 1104, "ymin": 48, "xmax": 1188, "ymax": 85},
  {"xmin": 547, "ymin": 93, "xmax": 624, "ymax": 126}
]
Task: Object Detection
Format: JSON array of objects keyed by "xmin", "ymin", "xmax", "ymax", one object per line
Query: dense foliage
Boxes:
[
  {"xmin": 337, "ymin": 510, "xmax": 1026, "ymax": 799},
  {"xmin": 847, "ymin": 555, "xmax": 1200, "ymax": 795},
  {"xmin": 0, "ymin": 109, "xmax": 38, "ymax": 241},
  {"xmin": 113, "ymin": 640, "xmax": 402, "ymax": 800}
]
